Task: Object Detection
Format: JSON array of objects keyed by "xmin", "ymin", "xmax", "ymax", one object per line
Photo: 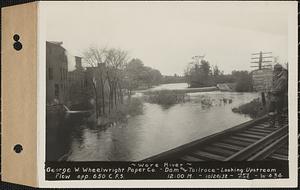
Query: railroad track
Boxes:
[
  {"xmin": 143, "ymin": 114, "xmax": 288, "ymax": 162},
  {"xmin": 265, "ymin": 142, "xmax": 288, "ymax": 161}
]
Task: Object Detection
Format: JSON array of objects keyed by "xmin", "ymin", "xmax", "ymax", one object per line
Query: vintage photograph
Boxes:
[{"xmin": 45, "ymin": 2, "xmax": 290, "ymax": 163}]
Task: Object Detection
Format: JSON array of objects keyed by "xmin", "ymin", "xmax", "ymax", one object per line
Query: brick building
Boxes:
[
  {"xmin": 46, "ymin": 41, "xmax": 105, "ymax": 108},
  {"xmin": 68, "ymin": 56, "xmax": 89, "ymax": 105},
  {"xmin": 46, "ymin": 41, "xmax": 69, "ymax": 105}
]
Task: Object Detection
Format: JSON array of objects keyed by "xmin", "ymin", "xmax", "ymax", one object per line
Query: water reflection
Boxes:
[{"xmin": 47, "ymin": 85, "xmax": 259, "ymax": 161}]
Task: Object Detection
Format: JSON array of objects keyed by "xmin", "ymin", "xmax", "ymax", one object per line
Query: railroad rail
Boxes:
[{"xmin": 143, "ymin": 113, "xmax": 288, "ymax": 161}]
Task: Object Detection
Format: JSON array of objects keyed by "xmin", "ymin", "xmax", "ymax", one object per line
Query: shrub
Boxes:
[
  {"xmin": 144, "ymin": 90, "xmax": 187, "ymax": 106},
  {"xmin": 232, "ymin": 98, "xmax": 268, "ymax": 118}
]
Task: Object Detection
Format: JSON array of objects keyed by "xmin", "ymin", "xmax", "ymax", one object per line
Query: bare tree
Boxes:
[
  {"xmin": 82, "ymin": 47, "xmax": 107, "ymax": 118},
  {"xmin": 83, "ymin": 47, "xmax": 129, "ymax": 118},
  {"xmin": 105, "ymin": 48, "xmax": 129, "ymax": 110}
]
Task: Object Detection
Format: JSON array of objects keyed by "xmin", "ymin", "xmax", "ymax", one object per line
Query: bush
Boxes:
[
  {"xmin": 144, "ymin": 90, "xmax": 187, "ymax": 106},
  {"xmin": 232, "ymin": 98, "xmax": 268, "ymax": 118}
]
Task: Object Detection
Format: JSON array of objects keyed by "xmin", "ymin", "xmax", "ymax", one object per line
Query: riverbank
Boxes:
[{"xmin": 232, "ymin": 98, "xmax": 268, "ymax": 118}]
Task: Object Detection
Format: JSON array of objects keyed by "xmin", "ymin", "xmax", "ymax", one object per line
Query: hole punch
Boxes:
[
  {"xmin": 13, "ymin": 144, "xmax": 23, "ymax": 153},
  {"xmin": 13, "ymin": 34, "xmax": 20, "ymax": 41},
  {"xmin": 13, "ymin": 34, "xmax": 22, "ymax": 51}
]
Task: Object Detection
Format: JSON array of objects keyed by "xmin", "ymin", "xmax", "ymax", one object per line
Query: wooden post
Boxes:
[
  {"xmin": 261, "ymin": 92, "xmax": 266, "ymax": 106},
  {"xmin": 258, "ymin": 51, "xmax": 266, "ymax": 106}
]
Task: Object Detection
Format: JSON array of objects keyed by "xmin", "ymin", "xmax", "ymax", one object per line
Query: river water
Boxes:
[{"xmin": 47, "ymin": 83, "xmax": 259, "ymax": 161}]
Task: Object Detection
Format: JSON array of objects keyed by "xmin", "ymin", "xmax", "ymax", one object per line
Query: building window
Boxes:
[
  {"xmin": 84, "ymin": 79, "xmax": 88, "ymax": 87},
  {"xmin": 55, "ymin": 84, "xmax": 59, "ymax": 97},
  {"xmin": 66, "ymin": 69, "xmax": 68, "ymax": 80},
  {"xmin": 64, "ymin": 69, "xmax": 66, "ymax": 80},
  {"xmin": 60, "ymin": 68, "xmax": 63, "ymax": 81},
  {"xmin": 48, "ymin": 67, "xmax": 53, "ymax": 80}
]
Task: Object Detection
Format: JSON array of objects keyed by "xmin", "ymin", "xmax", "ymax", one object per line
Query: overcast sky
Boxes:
[{"xmin": 44, "ymin": 1, "xmax": 292, "ymax": 75}]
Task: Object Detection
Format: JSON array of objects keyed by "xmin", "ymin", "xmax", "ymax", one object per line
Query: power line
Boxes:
[
  {"xmin": 251, "ymin": 51, "xmax": 273, "ymax": 106},
  {"xmin": 251, "ymin": 51, "xmax": 273, "ymax": 70},
  {"xmin": 251, "ymin": 52, "xmax": 272, "ymax": 55}
]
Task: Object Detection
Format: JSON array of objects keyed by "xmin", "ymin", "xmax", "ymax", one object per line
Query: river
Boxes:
[{"xmin": 46, "ymin": 83, "xmax": 259, "ymax": 161}]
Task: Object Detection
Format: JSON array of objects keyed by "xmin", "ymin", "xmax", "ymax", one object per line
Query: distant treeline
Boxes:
[
  {"xmin": 126, "ymin": 58, "xmax": 253, "ymax": 92},
  {"xmin": 184, "ymin": 59, "xmax": 253, "ymax": 92},
  {"xmin": 161, "ymin": 74, "xmax": 186, "ymax": 84},
  {"xmin": 125, "ymin": 60, "xmax": 187, "ymax": 89},
  {"xmin": 124, "ymin": 58, "xmax": 163, "ymax": 91}
]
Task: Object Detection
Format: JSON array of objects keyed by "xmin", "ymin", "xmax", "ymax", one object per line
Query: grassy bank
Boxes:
[{"xmin": 232, "ymin": 98, "xmax": 268, "ymax": 118}]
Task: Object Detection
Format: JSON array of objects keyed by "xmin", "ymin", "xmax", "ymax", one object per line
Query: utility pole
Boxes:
[{"xmin": 251, "ymin": 51, "xmax": 273, "ymax": 106}]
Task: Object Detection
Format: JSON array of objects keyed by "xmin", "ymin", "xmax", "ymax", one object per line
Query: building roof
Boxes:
[
  {"xmin": 47, "ymin": 41, "xmax": 63, "ymax": 46},
  {"xmin": 46, "ymin": 41, "xmax": 66, "ymax": 50}
]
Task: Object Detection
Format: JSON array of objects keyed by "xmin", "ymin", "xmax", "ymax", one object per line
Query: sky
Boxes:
[{"xmin": 44, "ymin": 1, "xmax": 292, "ymax": 75}]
